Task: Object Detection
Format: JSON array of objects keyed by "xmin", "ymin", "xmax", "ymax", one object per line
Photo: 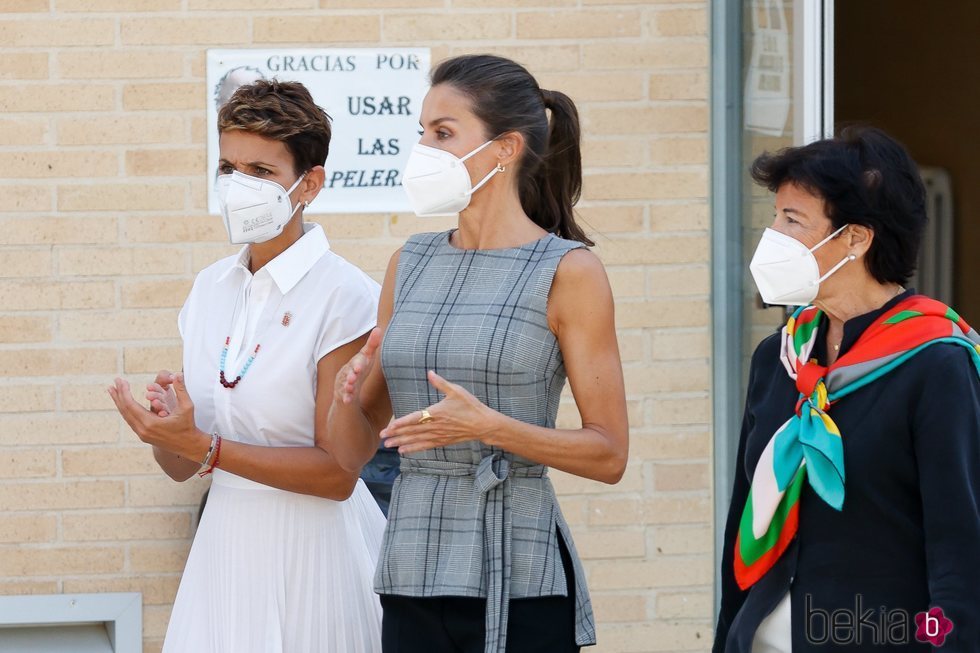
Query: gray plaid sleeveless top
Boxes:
[{"xmin": 377, "ymin": 230, "xmax": 595, "ymax": 652}]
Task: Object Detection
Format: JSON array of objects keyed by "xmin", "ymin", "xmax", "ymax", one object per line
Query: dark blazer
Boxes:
[{"xmin": 715, "ymin": 291, "xmax": 980, "ymax": 652}]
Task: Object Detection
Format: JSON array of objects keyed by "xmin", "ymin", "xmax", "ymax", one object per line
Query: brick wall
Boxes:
[{"xmin": 0, "ymin": 1, "xmax": 712, "ymax": 651}]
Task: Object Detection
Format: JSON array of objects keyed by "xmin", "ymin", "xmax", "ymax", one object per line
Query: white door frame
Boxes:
[{"xmin": 794, "ymin": 0, "xmax": 835, "ymax": 143}]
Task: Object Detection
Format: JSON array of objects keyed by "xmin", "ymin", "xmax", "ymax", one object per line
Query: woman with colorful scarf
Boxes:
[{"xmin": 714, "ymin": 127, "xmax": 980, "ymax": 653}]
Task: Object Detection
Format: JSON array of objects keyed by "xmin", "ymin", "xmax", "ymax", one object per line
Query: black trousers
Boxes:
[{"xmin": 380, "ymin": 533, "xmax": 581, "ymax": 653}]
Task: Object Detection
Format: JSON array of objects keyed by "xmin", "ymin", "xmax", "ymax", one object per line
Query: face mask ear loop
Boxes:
[
  {"xmin": 286, "ymin": 199, "xmax": 304, "ymax": 221},
  {"xmin": 459, "ymin": 139, "xmax": 495, "ymax": 163},
  {"xmin": 284, "ymin": 172, "xmax": 308, "ymax": 217},
  {"xmin": 809, "ymin": 223, "xmax": 850, "ymax": 253},
  {"xmin": 466, "ymin": 165, "xmax": 501, "ymax": 196},
  {"xmin": 814, "ymin": 253, "xmax": 857, "ymax": 285},
  {"xmin": 457, "ymin": 140, "xmax": 502, "ymax": 197},
  {"xmin": 285, "ymin": 171, "xmax": 307, "ymax": 195}
]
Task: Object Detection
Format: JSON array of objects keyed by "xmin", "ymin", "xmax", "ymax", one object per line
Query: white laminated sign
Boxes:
[{"xmin": 206, "ymin": 48, "xmax": 431, "ymax": 214}]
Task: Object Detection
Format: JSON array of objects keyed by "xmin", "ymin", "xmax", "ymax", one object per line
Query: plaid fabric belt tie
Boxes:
[{"xmin": 400, "ymin": 454, "xmax": 548, "ymax": 653}]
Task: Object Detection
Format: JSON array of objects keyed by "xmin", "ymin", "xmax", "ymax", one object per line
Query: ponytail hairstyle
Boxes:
[{"xmin": 430, "ymin": 54, "xmax": 593, "ymax": 246}]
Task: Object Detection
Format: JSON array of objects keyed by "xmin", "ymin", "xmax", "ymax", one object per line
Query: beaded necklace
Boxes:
[
  {"xmin": 217, "ymin": 263, "xmax": 287, "ymax": 390},
  {"xmin": 218, "ymin": 337, "xmax": 260, "ymax": 389}
]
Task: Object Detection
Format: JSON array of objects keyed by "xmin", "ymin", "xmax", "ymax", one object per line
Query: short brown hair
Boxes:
[{"xmin": 217, "ymin": 79, "xmax": 332, "ymax": 175}]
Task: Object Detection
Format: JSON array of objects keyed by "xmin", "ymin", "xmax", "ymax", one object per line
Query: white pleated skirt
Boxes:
[{"xmin": 163, "ymin": 469, "xmax": 386, "ymax": 653}]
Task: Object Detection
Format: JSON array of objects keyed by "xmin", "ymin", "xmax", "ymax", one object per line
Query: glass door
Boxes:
[
  {"xmin": 711, "ymin": 0, "xmax": 834, "ymax": 612},
  {"xmin": 741, "ymin": 0, "xmax": 834, "ymax": 369}
]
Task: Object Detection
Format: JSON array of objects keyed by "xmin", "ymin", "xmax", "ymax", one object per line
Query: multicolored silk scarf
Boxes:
[{"xmin": 734, "ymin": 295, "xmax": 980, "ymax": 590}]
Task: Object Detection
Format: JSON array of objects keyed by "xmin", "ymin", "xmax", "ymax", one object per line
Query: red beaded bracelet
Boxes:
[{"xmin": 198, "ymin": 435, "xmax": 222, "ymax": 477}]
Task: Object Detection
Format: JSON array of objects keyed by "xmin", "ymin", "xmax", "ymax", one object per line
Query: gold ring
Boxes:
[{"xmin": 418, "ymin": 409, "xmax": 434, "ymax": 424}]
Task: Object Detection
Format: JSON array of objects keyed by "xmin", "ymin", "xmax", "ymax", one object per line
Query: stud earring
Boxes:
[{"xmin": 496, "ymin": 163, "xmax": 506, "ymax": 173}]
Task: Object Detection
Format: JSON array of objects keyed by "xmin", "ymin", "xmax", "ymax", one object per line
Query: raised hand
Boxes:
[
  {"xmin": 146, "ymin": 369, "xmax": 177, "ymax": 418},
  {"xmin": 108, "ymin": 373, "xmax": 206, "ymax": 459},
  {"xmin": 335, "ymin": 327, "xmax": 382, "ymax": 406},
  {"xmin": 379, "ymin": 370, "xmax": 499, "ymax": 454}
]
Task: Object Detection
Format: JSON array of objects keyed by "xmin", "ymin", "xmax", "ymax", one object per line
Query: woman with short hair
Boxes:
[
  {"xmin": 715, "ymin": 127, "xmax": 980, "ymax": 652},
  {"xmin": 109, "ymin": 80, "xmax": 384, "ymax": 652}
]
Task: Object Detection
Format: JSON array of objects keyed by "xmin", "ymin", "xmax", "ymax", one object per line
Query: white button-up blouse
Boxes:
[{"xmin": 179, "ymin": 223, "xmax": 380, "ymax": 451}]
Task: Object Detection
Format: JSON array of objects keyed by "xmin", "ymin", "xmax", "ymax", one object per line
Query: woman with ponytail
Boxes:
[{"xmin": 325, "ymin": 54, "xmax": 629, "ymax": 652}]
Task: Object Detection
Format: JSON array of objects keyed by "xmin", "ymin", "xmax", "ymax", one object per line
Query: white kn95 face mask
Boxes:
[
  {"xmin": 749, "ymin": 224, "xmax": 854, "ymax": 306},
  {"xmin": 215, "ymin": 170, "xmax": 306, "ymax": 244},
  {"xmin": 401, "ymin": 140, "xmax": 501, "ymax": 217}
]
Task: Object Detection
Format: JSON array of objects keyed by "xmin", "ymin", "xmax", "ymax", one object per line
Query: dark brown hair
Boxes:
[
  {"xmin": 431, "ymin": 54, "xmax": 593, "ymax": 246},
  {"xmin": 217, "ymin": 79, "xmax": 332, "ymax": 176},
  {"xmin": 751, "ymin": 126, "xmax": 926, "ymax": 286}
]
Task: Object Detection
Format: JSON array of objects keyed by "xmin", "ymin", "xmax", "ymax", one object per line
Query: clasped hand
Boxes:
[{"xmin": 108, "ymin": 370, "xmax": 205, "ymax": 459}]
